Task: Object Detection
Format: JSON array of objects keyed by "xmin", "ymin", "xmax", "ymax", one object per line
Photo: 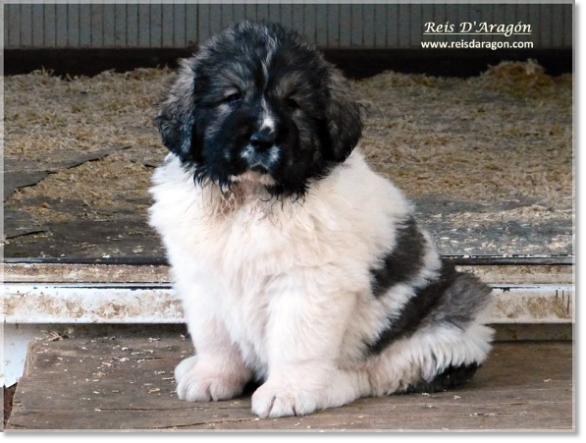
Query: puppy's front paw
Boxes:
[
  {"xmin": 251, "ymin": 382, "xmax": 320, "ymax": 418},
  {"xmin": 175, "ymin": 356, "xmax": 247, "ymax": 402},
  {"xmin": 174, "ymin": 355, "xmax": 199, "ymax": 384}
]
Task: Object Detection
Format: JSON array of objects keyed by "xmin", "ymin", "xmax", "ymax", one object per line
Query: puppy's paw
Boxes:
[
  {"xmin": 175, "ymin": 357, "xmax": 247, "ymax": 402},
  {"xmin": 251, "ymin": 382, "xmax": 320, "ymax": 418},
  {"xmin": 174, "ymin": 355, "xmax": 199, "ymax": 384}
]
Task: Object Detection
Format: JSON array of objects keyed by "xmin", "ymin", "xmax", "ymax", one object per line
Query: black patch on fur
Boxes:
[
  {"xmin": 367, "ymin": 261, "xmax": 459, "ymax": 355},
  {"xmin": 242, "ymin": 379, "xmax": 262, "ymax": 395},
  {"xmin": 367, "ymin": 260, "xmax": 492, "ymax": 356},
  {"xmin": 369, "ymin": 217, "xmax": 426, "ymax": 298},
  {"xmin": 399, "ymin": 363, "xmax": 480, "ymax": 394}
]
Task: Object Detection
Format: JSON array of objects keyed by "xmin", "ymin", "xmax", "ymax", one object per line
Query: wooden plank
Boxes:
[
  {"xmin": 516, "ymin": 2, "xmax": 529, "ymax": 30},
  {"xmin": 43, "ymin": 3, "xmax": 56, "ymax": 48},
  {"xmin": 244, "ymin": 3, "xmax": 257, "ymax": 22},
  {"xmin": 4, "ymin": 2, "xmax": 573, "ymax": 52},
  {"xmin": 150, "ymin": 3, "xmax": 162, "ymax": 48},
  {"xmin": 257, "ymin": 3, "xmax": 269, "ymax": 23},
  {"xmin": 326, "ymin": 3, "xmax": 340, "ymax": 47},
  {"xmin": 114, "ymin": 4, "xmax": 126, "ymax": 48},
  {"xmin": 268, "ymin": 3, "xmax": 280, "ymax": 26},
  {"xmin": 232, "ymin": 3, "xmax": 246, "ymax": 26},
  {"xmin": 19, "ymin": 3, "xmax": 32, "ymax": 48},
  {"xmin": 161, "ymin": 3, "xmax": 174, "ymax": 48},
  {"xmin": 198, "ymin": 3, "xmax": 210, "ymax": 44},
  {"xmin": 421, "ymin": 4, "xmax": 434, "ymax": 43},
  {"xmin": 137, "ymin": 4, "xmax": 150, "ymax": 48},
  {"xmin": 292, "ymin": 4, "xmax": 303, "ymax": 36},
  {"xmin": 91, "ymin": 4, "xmax": 104, "ymax": 48},
  {"xmin": 540, "ymin": 3, "xmax": 553, "ymax": 48},
  {"xmin": 494, "ymin": 323, "xmax": 572, "ymax": 342},
  {"xmin": 103, "ymin": 4, "xmax": 115, "ymax": 48},
  {"xmin": 315, "ymin": 5, "xmax": 328, "ymax": 47},
  {"xmin": 220, "ymin": 3, "xmax": 233, "ymax": 29},
  {"xmin": 7, "ymin": 341, "xmax": 573, "ymax": 431},
  {"xmin": 209, "ymin": 4, "xmax": 222, "ymax": 36},
  {"xmin": 409, "ymin": 3, "xmax": 423, "ymax": 48},
  {"xmin": 350, "ymin": 4, "xmax": 362, "ymax": 47},
  {"xmin": 457, "ymin": 3, "xmax": 470, "ymax": 38},
  {"xmin": 172, "ymin": 3, "xmax": 186, "ymax": 48},
  {"xmin": 434, "ymin": 3, "xmax": 447, "ymax": 43},
  {"xmin": 529, "ymin": 3, "xmax": 541, "ymax": 48},
  {"xmin": 185, "ymin": 4, "xmax": 197, "ymax": 48},
  {"xmin": 495, "ymin": 4, "xmax": 507, "ymax": 44},
  {"xmin": 468, "ymin": 3, "xmax": 483, "ymax": 41},
  {"xmin": 374, "ymin": 4, "xmax": 386, "ymax": 48},
  {"xmin": 68, "ymin": 4, "xmax": 80, "ymax": 48},
  {"xmin": 3, "ymin": 263, "xmax": 573, "ymax": 285},
  {"xmin": 563, "ymin": 3, "xmax": 573, "ymax": 48},
  {"xmin": 339, "ymin": 4, "xmax": 351, "ymax": 47},
  {"xmin": 279, "ymin": 3, "xmax": 293, "ymax": 32},
  {"xmin": 55, "ymin": 4, "xmax": 68, "ymax": 48},
  {"xmin": 7, "ymin": 4, "xmax": 21, "ymax": 48},
  {"xmin": 126, "ymin": 4, "xmax": 138, "ymax": 48},
  {"xmin": 551, "ymin": 4, "xmax": 564, "ymax": 49},
  {"xmin": 504, "ymin": 3, "xmax": 517, "ymax": 45},
  {"xmin": 362, "ymin": 4, "xmax": 375, "ymax": 48},
  {"xmin": 304, "ymin": 4, "xmax": 316, "ymax": 45},
  {"xmin": 445, "ymin": 3, "xmax": 459, "ymax": 44},
  {"xmin": 386, "ymin": 3, "xmax": 399, "ymax": 47},
  {"xmin": 32, "ymin": 3, "xmax": 44, "ymax": 47},
  {"xmin": 398, "ymin": 4, "xmax": 408, "ymax": 47},
  {"xmin": 79, "ymin": 4, "xmax": 91, "ymax": 48}
]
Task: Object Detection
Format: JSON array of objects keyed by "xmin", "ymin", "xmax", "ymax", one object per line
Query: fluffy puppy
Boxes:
[{"xmin": 149, "ymin": 21, "xmax": 493, "ymax": 418}]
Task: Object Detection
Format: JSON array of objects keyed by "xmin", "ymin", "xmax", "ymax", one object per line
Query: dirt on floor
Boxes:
[
  {"xmin": 3, "ymin": 60, "xmax": 573, "ymax": 258},
  {"xmin": 3, "ymin": 384, "xmax": 17, "ymax": 429}
]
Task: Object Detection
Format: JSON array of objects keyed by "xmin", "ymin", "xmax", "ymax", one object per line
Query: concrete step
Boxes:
[{"xmin": 2, "ymin": 261, "xmax": 575, "ymax": 388}]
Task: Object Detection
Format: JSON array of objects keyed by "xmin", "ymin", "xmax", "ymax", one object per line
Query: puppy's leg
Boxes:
[
  {"xmin": 175, "ymin": 283, "xmax": 251, "ymax": 402},
  {"xmin": 252, "ymin": 282, "xmax": 368, "ymax": 418}
]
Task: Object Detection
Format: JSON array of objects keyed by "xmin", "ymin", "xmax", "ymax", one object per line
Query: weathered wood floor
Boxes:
[{"xmin": 7, "ymin": 339, "xmax": 573, "ymax": 431}]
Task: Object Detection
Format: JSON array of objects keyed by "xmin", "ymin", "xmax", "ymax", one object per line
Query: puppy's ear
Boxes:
[
  {"xmin": 156, "ymin": 58, "xmax": 201, "ymax": 162},
  {"xmin": 323, "ymin": 68, "xmax": 363, "ymax": 162}
]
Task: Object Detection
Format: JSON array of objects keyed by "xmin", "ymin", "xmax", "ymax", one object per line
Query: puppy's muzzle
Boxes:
[
  {"xmin": 250, "ymin": 130, "xmax": 276, "ymax": 153},
  {"xmin": 241, "ymin": 129, "xmax": 280, "ymax": 173}
]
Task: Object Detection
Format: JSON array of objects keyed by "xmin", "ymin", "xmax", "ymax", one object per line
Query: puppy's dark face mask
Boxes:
[{"xmin": 157, "ymin": 22, "xmax": 362, "ymax": 197}]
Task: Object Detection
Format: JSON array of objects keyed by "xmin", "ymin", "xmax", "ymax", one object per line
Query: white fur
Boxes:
[
  {"xmin": 149, "ymin": 150, "xmax": 492, "ymax": 418},
  {"xmin": 259, "ymin": 97, "xmax": 276, "ymax": 132}
]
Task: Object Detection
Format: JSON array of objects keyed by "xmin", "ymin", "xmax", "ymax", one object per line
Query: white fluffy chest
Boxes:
[
  {"xmin": 169, "ymin": 203, "xmax": 332, "ymax": 372},
  {"xmin": 149, "ymin": 152, "xmax": 408, "ymax": 374}
]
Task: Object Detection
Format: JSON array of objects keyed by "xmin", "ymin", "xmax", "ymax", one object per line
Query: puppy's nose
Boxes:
[{"xmin": 250, "ymin": 131, "xmax": 276, "ymax": 152}]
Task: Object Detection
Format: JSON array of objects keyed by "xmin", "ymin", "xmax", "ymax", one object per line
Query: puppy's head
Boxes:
[{"xmin": 157, "ymin": 21, "xmax": 362, "ymax": 197}]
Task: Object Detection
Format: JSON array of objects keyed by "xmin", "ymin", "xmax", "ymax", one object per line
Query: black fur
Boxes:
[
  {"xmin": 367, "ymin": 261, "xmax": 491, "ymax": 356},
  {"xmin": 157, "ymin": 21, "xmax": 363, "ymax": 198},
  {"xmin": 399, "ymin": 363, "xmax": 480, "ymax": 394},
  {"xmin": 369, "ymin": 217, "xmax": 426, "ymax": 298}
]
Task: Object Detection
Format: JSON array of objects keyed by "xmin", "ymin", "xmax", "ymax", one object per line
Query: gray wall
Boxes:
[{"xmin": 4, "ymin": 3, "xmax": 572, "ymax": 50}]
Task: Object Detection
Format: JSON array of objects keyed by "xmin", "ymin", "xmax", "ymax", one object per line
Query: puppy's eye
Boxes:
[
  {"xmin": 286, "ymin": 97, "xmax": 300, "ymax": 109},
  {"xmin": 223, "ymin": 92, "xmax": 241, "ymax": 104}
]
